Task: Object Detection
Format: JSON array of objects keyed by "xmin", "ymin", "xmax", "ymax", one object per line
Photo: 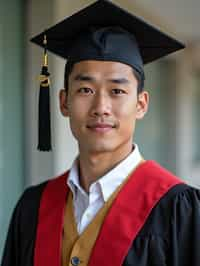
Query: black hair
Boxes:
[{"xmin": 64, "ymin": 61, "xmax": 144, "ymax": 94}]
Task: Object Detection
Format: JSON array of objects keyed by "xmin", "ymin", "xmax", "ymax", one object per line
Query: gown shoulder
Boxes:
[{"xmin": 123, "ymin": 183, "xmax": 200, "ymax": 266}]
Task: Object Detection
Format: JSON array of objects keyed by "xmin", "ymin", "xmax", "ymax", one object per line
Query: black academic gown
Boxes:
[{"xmin": 1, "ymin": 161, "xmax": 200, "ymax": 266}]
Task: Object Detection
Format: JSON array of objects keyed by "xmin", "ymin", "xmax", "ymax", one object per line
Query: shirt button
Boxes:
[{"xmin": 71, "ymin": 256, "xmax": 81, "ymax": 266}]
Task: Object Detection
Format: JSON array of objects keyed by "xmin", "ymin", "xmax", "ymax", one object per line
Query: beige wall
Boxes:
[{"xmin": 176, "ymin": 45, "xmax": 200, "ymax": 185}]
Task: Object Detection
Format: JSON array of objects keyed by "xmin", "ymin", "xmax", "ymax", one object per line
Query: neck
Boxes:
[{"xmin": 78, "ymin": 143, "xmax": 133, "ymax": 193}]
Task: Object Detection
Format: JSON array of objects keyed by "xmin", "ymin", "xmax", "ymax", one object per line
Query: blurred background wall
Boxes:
[
  {"xmin": 1, "ymin": 0, "xmax": 200, "ymax": 260},
  {"xmin": 0, "ymin": 0, "xmax": 25, "ymax": 259}
]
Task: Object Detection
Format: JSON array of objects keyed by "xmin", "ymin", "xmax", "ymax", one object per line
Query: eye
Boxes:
[
  {"xmin": 112, "ymin": 88, "xmax": 126, "ymax": 94},
  {"xmin": 77, "ymin": 87, "xmax": 94, "ymax": 94}
]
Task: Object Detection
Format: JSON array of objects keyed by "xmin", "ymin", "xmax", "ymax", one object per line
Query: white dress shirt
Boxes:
[{"xmin": 67, "ymin": 144, "xmax": 143, "ymax": 234}]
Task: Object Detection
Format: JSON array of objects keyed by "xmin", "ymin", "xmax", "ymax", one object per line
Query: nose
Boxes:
[{"xmin": 90, "ymin": 92, "xmax": 111, "ymax": 117}]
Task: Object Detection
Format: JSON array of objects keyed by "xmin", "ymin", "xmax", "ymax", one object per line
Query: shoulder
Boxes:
[
  {"xmin": 15, "ymin": 171, "xmax": 69, "ymax": 217},
  {"xmin": 138, "ymin": 183, "xmax": 200, "ymax": 236},
  {"xmin": 162, "ymin": 182, "xmax": 200, "ymax": 207},
  {"xmin": 168, "ymin": 183, "xmax": 200, "ymax": 212},
  {"xmin": 142, "ymin": 160, "xmax": 181, "ymax": 180},
  {"xmin": 11, "ymin": 181, "xmax": 48, "ymax": 228},
  {"xmin": 20, "ymin": 171, "xmax": 69, "ymax": 206},
  {"xmin": 149, "ymin": 160, "xmax": 200, "ymax": 210},
  {"xmin": 138, "ymin": 162, "xmax": 200, "ymax": 233},
  {"xmin": 151, "ymin": 181, "xmax": 200, "ymax": 228},
  {"xmin": 18, "ymin": 181, "xmax": 47, "ymax": 208}
]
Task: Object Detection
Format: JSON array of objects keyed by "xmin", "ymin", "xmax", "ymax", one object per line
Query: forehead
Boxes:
[{"xmin": 70, "ymin": 60, "xmax": 134, "ymax": 79}]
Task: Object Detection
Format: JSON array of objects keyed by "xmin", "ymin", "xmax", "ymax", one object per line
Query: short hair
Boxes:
[{"xmin": 64, "ymin": 61, "xmax": 144, "ymax": 94}]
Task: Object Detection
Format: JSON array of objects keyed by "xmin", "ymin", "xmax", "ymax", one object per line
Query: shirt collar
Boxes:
[
  {"xmin": 98, "ymin": 144, "xmax": 142, "ymax": 201},
  {"xmin": 67, "ymin": 158, "xmax": 87, "ymax": 199},
  {"xmin": 67, "ymin": 144, "xmax": 143, "ymax": 201}
]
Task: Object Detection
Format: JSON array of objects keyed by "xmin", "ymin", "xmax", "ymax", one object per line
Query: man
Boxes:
[{"xmin": 2, "ymin": 1, "xmax": 200, "ymax": 266}]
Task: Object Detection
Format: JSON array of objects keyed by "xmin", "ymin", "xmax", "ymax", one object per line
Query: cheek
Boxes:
[
  {"xmin": 68, "ymin": 112, "xmax": 83, "ymax": 140},
  {"xmin": 67, "ymin": 99, "xmax": 89, "ymax": 136},
  {"xmin": 68, "ymin": 108, "xmax": 84, "ymax": 128},
  {"xmin": 67, "ymin": 94, "xmax": 89, "ymax": 118},
  {"xmin": 115, "ymin": 100, "xmax": 137, "ymax": 120},
  {"xmin": 115, "ymin": 101, "xmax": 137, "ymax": 135}
]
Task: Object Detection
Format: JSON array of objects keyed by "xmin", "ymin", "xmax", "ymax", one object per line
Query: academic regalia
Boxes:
[
  {"xmin": 2, "ymin": 1, "xmax": 196, "ymax": 266},
  {"xmin": 1, "ymin": 161, "xmax": 200, "ymax": 266}
]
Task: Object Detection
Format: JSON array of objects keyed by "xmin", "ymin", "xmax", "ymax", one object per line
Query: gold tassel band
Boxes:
[{"xmin": 39, "ymin": 75, "xmax": 50, "ymax": 87}]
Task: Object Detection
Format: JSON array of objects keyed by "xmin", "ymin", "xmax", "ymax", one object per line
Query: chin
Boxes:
[{"xmin": 84, "ymin": 140, "xmax": 118, "ymax": 154}]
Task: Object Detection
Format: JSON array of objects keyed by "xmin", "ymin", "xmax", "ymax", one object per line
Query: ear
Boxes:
[
  {"xmin": 59, "ymin": 89, "xmax": 69, "ymax": 117},
  {"xmin": 136, "ymin": 91, "xmax": 149, "ymax": 120}
]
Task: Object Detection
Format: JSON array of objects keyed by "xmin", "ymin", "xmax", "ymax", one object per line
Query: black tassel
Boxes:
[{"xmin": 37, "ymin": 34, "xmax": 52, "ymax": 151}]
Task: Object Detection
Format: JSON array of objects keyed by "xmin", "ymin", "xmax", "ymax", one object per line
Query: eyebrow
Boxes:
[
  {"xmin": 73, "ymin": 74, "xmax": 130, "ymax": 84},
  {"xmin": 74, "ymin": 74, "xmax": 93, "ymax": 82},
  {"xmin": 109, "ymin": 78, "xmax": 130, "ymax": 84}
]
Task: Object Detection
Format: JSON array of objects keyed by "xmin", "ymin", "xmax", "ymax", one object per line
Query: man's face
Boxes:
[{"xmin": 60, "ymin": 60, "xmax": 148, "ymax": 155}]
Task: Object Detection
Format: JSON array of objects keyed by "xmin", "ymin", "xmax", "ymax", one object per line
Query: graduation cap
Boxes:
[{"xmin": 31, "ymin": 0, "xmax": 185, "ymax": 151}]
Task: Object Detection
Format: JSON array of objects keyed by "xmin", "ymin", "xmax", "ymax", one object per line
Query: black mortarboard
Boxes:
[{"xmin": 31, "ymin": 0, "xmax": 185, "ymax": 151}]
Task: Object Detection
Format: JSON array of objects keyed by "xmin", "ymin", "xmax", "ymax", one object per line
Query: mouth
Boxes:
[{"xmin": 86, "ymin": 123, "xmax": 116, "ymax": 133}]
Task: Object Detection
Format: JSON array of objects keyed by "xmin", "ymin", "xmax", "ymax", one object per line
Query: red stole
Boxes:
[{"xmin": 34, "ymin": 161, "xmax": 184, "ymax": 266}]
